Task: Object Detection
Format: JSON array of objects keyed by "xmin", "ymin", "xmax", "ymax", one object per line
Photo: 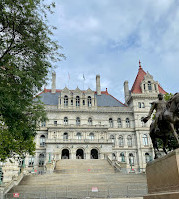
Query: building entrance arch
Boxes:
[
  {"xmin": 61, "ymin": 149, "xmax": 70, "ymax": 159},
  {"xmin": 91, "ymin": 149, "xmax": 99, "ymax": 159},
  {"xmin": 76, "ymin": 149, "xmax": 84, "ymax": 159}
]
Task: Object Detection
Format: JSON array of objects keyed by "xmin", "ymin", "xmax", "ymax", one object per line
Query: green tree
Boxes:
[{"xmin": 0, "ymin": 0, "xmax": 64, "ymax": 161}]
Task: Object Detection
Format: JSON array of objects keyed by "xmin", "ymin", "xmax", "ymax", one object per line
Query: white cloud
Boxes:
[{"xmin": 45, "ymin": 0, "xmax": 179, "ymax": 101}]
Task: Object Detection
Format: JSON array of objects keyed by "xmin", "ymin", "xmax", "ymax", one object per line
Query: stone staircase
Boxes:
[
  {"xmin": 55, "ymin": 159, "xmax": 115, "ymax": 174},
  {"xmin": 6, "ymin": 159, "xmax": 147, "ymax": 198}
]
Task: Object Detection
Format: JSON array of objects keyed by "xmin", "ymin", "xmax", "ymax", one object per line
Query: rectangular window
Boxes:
[
  {"xmin": 71, "ymin": 100, "xmax": 73, "ymax": 105},
  {"xmin": 41, "ymin": 121, "xmax": 46, "ymax": 127},
  {"xmin": 28, "ymin": 157, "xmax": 34, "ymax": 166},
  {"xmin": 83, "ymin": 100, "xmax": 85, "ymax": 105},
  {"xmin": 54, "ymin": 121, "xmax": 57, "ymax": 126}
]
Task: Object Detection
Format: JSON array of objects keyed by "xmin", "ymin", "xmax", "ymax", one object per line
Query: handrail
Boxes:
[
  {"xmin": 1, "ymin": 172, "xmax": 24, "ymax": 197},
  {"xmin": 107, "ymin": 156, "xmax": 121, "ymax": 172}
]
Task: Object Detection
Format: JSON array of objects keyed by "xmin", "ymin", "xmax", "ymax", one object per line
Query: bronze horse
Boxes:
[{"xmin": 144, "ymin": 93, "xmax": 179, "ymax": 159}]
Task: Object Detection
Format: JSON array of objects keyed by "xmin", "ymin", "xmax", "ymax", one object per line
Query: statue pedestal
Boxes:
[
  {"xmin": 144, "ymin": 149, "xmax": 179, "ymax": 199},
  {"xmin": 45, "ymin": 162, "xmax": 55, "ymax": 173}
]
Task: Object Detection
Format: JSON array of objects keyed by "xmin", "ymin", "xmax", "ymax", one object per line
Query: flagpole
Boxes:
[
  {"xmin": 83, "ymin": 74, "xmax": 85, "ymax": 90},
  {"xmin": 68, "ymin": 72, "xmax": 70, "ymax": 89}
]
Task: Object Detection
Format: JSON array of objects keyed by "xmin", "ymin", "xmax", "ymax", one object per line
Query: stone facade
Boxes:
[{"xmin": 27, "ymin": 64, "xmax": 166, "ymax": 172}]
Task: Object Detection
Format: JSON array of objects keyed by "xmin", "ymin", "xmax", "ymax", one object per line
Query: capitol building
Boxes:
[{"xmin": 29, "ymin": 63, "xmax": 166, "ymax": 171}]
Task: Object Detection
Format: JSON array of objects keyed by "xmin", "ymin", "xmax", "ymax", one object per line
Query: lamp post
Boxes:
[
  {"xmin": 0, "ymin": 167, "xmax": 3, "ymax": 185},
  {"xmin": 48, "ymin": 153, "xmax": 51, "ymax": 163},
  {"xmin": 129, "ymin": 158, "xmax": 133, "ymax": 171}
]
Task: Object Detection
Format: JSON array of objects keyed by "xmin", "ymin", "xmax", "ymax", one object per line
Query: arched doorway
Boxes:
[
  {"xmin": 91, "ymin": 149, "xmax": 98, "ymax": 159},
  {"xmin": 76, "ymin": 149, "xmax": 84, "ymax": 159},
  {"xmin": 61, "ymin": 149, "xmax": 70, "ymax": 159}
]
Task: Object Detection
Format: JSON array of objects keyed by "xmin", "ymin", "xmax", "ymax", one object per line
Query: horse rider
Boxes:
[
  {"xmin": 143, "ymin": 93, "xmax": 167, "ymax": 133},
  {"xmin": 167, "ymin": 93, "xmax": 179, "ymax": 113}
]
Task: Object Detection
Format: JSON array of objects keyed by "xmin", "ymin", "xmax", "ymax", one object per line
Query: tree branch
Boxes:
[{"xmin": 0, "ymin": 21, "xmax": 16, "ymax": 61}]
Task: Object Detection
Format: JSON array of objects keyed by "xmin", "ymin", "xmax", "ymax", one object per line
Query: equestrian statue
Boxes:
[{"xmin": 143, "ymin": 93, "xmax": 179, "ymax": 159}]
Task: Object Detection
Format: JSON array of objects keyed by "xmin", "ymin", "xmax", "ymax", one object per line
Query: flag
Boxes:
[{"xmin": 83, "ymin": 74, "xmax": 85, "ymax": 80}]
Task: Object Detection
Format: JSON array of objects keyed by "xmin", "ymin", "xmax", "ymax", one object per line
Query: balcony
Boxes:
[{"xmin": 45, "ymin": 138, "xmax": 113, "ymax": 144}]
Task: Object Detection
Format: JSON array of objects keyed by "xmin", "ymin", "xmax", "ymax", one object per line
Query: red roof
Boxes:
[{"xmin": 131, "ymin": 65, "xmax": 166, "ymax": 94}]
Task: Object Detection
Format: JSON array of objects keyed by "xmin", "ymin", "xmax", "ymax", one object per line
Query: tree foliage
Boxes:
[{"xmin": 0, "ymin": 0, "xmax": 64, "ymax": 161}]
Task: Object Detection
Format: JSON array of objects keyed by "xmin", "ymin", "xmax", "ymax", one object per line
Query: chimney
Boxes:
[
  {"xmin": 51, "ymin": 72, "xmax": 56, "ymax": 93},
  {"xmin": 96, "ymin": 75, "xmax": 101, "ymax": 95},
  {"xmin": 124, "ymin": 81, "xmax": 129, "ymax": 104}
]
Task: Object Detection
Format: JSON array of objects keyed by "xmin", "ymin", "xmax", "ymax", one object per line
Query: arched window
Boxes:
[
  {"xmin": 39, "ymin": 153, "xmax": 45, "ymax": 166},
  {"xmin": 110, "ymin": 135, "xmax": 115, "ymax": 146},
  {"xmin": 89, "ymin": 132, "xmax": 94, "ymax": 140},
  {"xmin": 40, "ymin": 135, "xmax": 45, "ymax": 146},
  {"xmin": 148, "ymin": 81, "xmax": 152, "ymax": 91},
  {"xmin": 117, "ymin": 118, "xmax": 122, "ymax": 128},
  {"xmin": 138, "ymin": 102, "xmax": 141, "ymax": 108},
  {"xmin": 143, "ymin": 134, "xmax": 148, "ymax": 146},
  {"xmin": 109, "ymin": 118, "xmax": 113, "ymax": 128},
  {"xmin": 119, "ymin": 136, "xmax": 124, "ymax": 147},
  {"xmin": 63, "ymin": 132, "xmax": 68, "ymax": 141},
  {"xmin": 64, "ymin": 95, "xmax": 68, "ymax": 106},
  {"xmin": 127, "ymin": 135, "xmax": 132, "ymax": 147},
  {"xmin": 142, "ymin": 102, "xmax": 145, "ymax": 108},
  {"xmin": 129, "ymin": 153, "xmax": 134, "ymax": 165},
  {"xmin": 120, "ymin": 152, "xmax": 125, "ymax": 162},
  {"xmin": 76, "ymin": 132, "xmax": 82, "ymax": 140},
  {"xmin": 88, "ymin": 117, "xmax": 92, "ymax": 126},
  {"xmin": 76, "ymin": 96, "xmax": 80, "ymax": 107},
  {"xmin": 64, "ymin": 117, "xmax": 68, "ymax": 125},
  {"xmin": 145, "ymin": 153, "xmax": 151, "ymax": 163},
  {"xmin": 88, "ymin": 96, "xmax": 92, "ymax": 107},
  {"xmin": 76, "ymin": 117, "xmax": 80, "ymax": 126},
  {"xmin": 141, "ymin": 117, "xmax": 145, "ymax": 127},
  {"xmin": 126, "ymin": 118, "xmax": 130, "ymax": 128}
]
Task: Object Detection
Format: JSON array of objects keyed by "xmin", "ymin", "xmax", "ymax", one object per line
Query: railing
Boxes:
[
  {"xmin": 4, "ymin": 184, "xmax": 147, "ymax": 199},
  {"xmin": 47, "ymin": 124, "xmax": 108, "ymax": 128},
  {"xmin": 1, "ymin": 172, "xmax": 24, "ymax": 198},
  {"xmin": 107, "ymin": 156, "xmax": 121, "ymax": 172},
  {"xmin": 46, "ymin": 139, "xmax": 113, "ymax": 144}
]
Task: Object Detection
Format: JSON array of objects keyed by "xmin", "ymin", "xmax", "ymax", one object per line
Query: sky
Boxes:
[{"xmin": 45, "ymin": 0, "xmax": 179, "ymax": 102}]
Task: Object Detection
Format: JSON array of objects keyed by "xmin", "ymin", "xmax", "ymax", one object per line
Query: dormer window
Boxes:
[
  {"xmin": 76, "ymin": 96, "xmax": 80, "ymax": 107},
  {"xmin": 143, "ymin": 84, "xmax": 146, "ymax": 90},
  {"xmin": 154, "ymin": 84, "xmax": 157, "ymax": 91},
  {"xmin": 64, "ymin": 95, "xmax": 68, "ymax": 107},
  {"xmin": 148, "ymin": 81, "xmax": 152, "ymax": 91},
  {"xmin": 88, "ymin": 96, "xmax": 92, "ymax": 107}
]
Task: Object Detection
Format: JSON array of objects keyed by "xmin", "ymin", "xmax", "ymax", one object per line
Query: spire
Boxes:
[{"xmin": 139, "ymin": 60, "xmax": 142, "ymax": 68}]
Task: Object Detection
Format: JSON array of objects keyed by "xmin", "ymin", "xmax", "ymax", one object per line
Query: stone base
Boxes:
[
  {"xmin": 144, "ymin": 191, "xmax": 179, "ymax": 199},
  {"xmin": 144, "ymin": 149, "xmax": 179, "ymax": 199},
  {"xmin": 45, "ymin": 162, "xmax": 54, "ymax": 173}
]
